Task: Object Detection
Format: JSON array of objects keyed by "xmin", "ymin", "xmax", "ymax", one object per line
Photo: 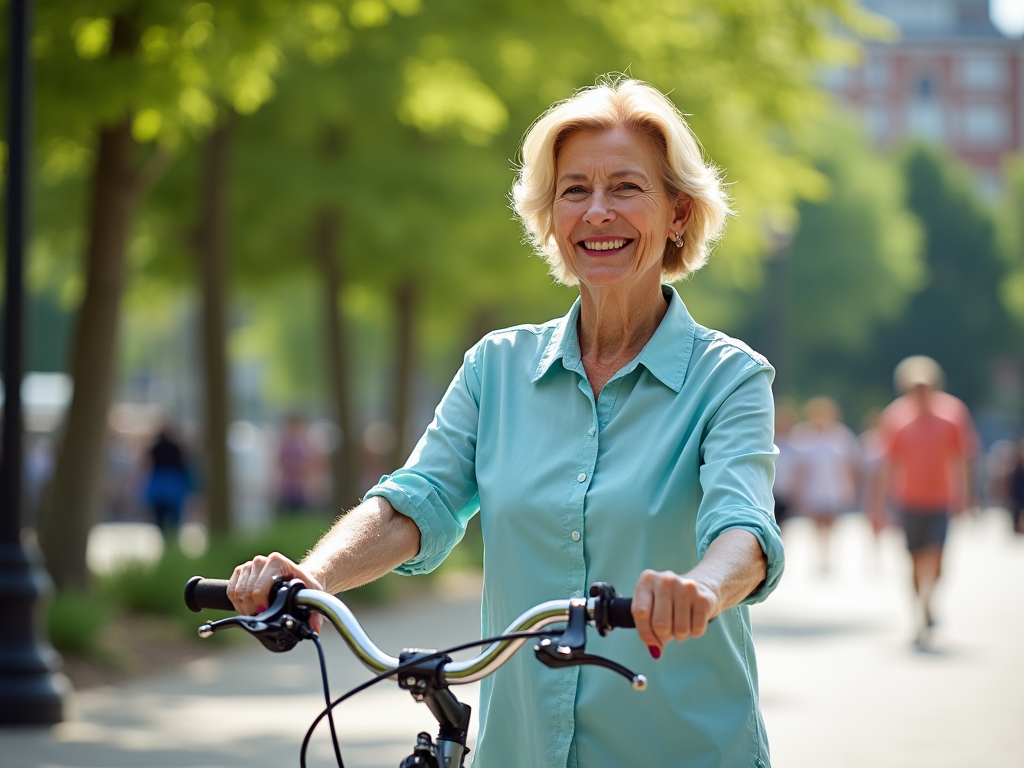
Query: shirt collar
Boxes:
[{"xmin": 532, "ymin": 285, "xmax": 695, "ymax": 393}]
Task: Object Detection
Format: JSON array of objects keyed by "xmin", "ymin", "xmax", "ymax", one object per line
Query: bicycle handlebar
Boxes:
[
  {"xmin": 184, "ymin": 577, "xmax": 637, "ymax": 686},
  {"xmin": 184, "ymin": 577, "xmax": 234, "ymax": 612}
]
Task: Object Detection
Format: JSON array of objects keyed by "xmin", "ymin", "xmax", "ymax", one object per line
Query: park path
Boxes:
[{"xmin": 2, "ymin": 509, "xmax": 1022, "ymax": 767}]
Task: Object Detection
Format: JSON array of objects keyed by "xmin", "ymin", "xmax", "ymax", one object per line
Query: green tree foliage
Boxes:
[
  {"xmin": 862, "ymin": 145, "xmax": 1019, "ymax": 412},
  {"xmin": 790, "ymin": 121, "xmax": 923, "ymax": 352},
  {"xmin": 778, "ymin": 117, "xmax": 923, "ymax": 407},
  {"xmin": 218, "ymin": 0, "xmax": 884, "ymax": 409},
  {"xmin": 999, "ymin": 155, "xmax": 1024, "ymax": 329}
]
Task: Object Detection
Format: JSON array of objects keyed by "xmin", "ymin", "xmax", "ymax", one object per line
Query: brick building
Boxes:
[{"xmin": 827, "ymin": 0, "xmax": 1024, "ymax": 193}]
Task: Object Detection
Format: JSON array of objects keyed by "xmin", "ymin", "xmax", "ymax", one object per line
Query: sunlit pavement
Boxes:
[
  {"xmin": 2, "ymin": 510, "xmax": 1021, "ymax": 767},
  {"xmin": 756, "ymin": 509, "xmax": 1024, "ymax": 768}
]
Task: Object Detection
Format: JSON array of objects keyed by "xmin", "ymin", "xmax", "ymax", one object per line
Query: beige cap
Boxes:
[{"xmin": 894, "ymin": 355, "xmax": 944, "ymax": 393}]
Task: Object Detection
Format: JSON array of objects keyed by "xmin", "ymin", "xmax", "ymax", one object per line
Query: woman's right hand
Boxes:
[{"xmin": 227, "ymin": 552, "xmax": 326, "ymax": 632}]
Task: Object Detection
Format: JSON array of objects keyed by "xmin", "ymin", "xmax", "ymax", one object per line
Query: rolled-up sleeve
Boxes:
[
  {"xmin": 696, "ymin": 364, "xmax": 784, "ymax": 605},
  {"xmin": 363, "ymin": 344, "xmax": 483, "ymax": 575}
]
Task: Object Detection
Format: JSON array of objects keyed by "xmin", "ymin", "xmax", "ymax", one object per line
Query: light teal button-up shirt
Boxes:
[{"xmin": 365, "ymin": 285, "xmax": 783, "ymax": 768}]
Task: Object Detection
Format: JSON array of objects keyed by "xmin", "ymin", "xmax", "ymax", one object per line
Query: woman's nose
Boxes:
[{"xmin": 584, "ymin": 190, "xmax": 616, "ymax": 224}]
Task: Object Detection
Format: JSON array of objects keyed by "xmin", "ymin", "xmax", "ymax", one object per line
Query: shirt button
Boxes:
[
  {"xmin": 577, "ymin": 473, "xmax": 587, "ymax": 483},
  {"xmin": 571, "ymin": 530, "xmax": 581, "ymax": 541},
  {"xmin": 588, "ymin": 426, "xmax": 595, "ymax": 436}
]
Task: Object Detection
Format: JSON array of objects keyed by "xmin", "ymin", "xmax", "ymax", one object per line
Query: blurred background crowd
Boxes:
[
  {"xmin": 773, "ymin": 391, "xmax": 1024, "ymax": 572},
  {"xmin": 1, "ymin": 0, "xmax": 1023, "ymax": 597}
]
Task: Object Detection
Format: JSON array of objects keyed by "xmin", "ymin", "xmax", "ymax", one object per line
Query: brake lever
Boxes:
[
  {"xmin": 198, "ymin": 578, "xmax": 315, "ymax": 653},
  {"xmin": 533, "ymin": 598, "xmax": 647, "ymax": 691}
]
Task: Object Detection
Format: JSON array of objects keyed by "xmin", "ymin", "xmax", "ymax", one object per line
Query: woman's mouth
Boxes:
[{"xmin": 580, "ymin": 238, "xmax": 631, "ymax": 254}]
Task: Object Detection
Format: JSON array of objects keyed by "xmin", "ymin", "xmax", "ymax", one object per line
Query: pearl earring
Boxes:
[{"xmin": 672, "ymin": 232, "xmax": 685, "ymax": 248}]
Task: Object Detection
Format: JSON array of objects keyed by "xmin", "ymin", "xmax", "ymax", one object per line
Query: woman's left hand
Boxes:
[{"xmin": 631, "ymin": 569, "xmax": 721, "ymax": 657}]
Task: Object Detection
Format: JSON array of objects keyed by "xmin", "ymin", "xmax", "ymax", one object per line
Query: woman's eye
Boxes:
[
  {"xmin": 561, "ymin": 185, "xmax": 587, "ymax": 196},
  {"xmin": 616, "ymin": 183, "xmax": 642, "ymax": 193}
]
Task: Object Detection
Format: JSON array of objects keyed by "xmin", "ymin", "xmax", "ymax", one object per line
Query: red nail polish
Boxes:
[
  {"xmin": 255, "ymin": 605, "xmax": 266, "ymax": 614},
  {"xmin": 648, "ymin": 645, "xmax": 661, "ymax": 659}
]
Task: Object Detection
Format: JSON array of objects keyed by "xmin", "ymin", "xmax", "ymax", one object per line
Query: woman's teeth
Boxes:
[{"xmin": 583, "ymin": 239, "xmax": 627, "ymax": 251}]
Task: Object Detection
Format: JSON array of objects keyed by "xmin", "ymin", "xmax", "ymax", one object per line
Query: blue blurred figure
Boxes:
[{"xmin": 143, "ymin": 424, "xmax": 192, "ymax": 536}]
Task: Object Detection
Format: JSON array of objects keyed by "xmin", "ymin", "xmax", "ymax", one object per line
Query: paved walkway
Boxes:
[
  {"xmin": 3, "ymin": 509, "xmax": 1022, "ymax": 767},
  {"xmin": 757, "ymin": 509, "xmax": 1024, "ymax": 767}
]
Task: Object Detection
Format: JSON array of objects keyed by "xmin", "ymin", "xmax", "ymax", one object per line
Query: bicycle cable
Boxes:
[
  {"xmin": 310, "ymin": 632, "xmax": 346, "ymax": 768},
  {"xmin": 300, "ymin": 629, "xmax": 558, "ymax": 768}
]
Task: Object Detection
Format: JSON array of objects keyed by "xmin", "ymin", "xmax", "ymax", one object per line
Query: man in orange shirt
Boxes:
[{"xmin": 871, "ymin": 356, "xmax": 978, "ymax": 649}]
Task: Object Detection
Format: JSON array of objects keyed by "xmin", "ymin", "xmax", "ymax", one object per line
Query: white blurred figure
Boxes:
[
  {"xmin": 230, "ymin": 420, "xmax": 273, "ymax": 531},
  {"xmin": 791, "ymin": 396, "xmax": 861, "ymax": 576}
]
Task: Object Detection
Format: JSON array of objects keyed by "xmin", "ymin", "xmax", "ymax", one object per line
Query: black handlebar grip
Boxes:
[
  {"xmin": 184, "ymin": 576, "xmax": 235, "ymax": 613},
  {"xmin": 607, "ymin": 597, "xmax": 635, "ymax": 628}
]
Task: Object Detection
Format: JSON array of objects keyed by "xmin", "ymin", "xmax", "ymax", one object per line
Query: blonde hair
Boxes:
[
  {"xmin": 894, "ymin": 355, "xmax": 945, "ymax": 393},
  {"xmin": 511, "ymin": 77, "xmax": 732, "ymax": 285}
]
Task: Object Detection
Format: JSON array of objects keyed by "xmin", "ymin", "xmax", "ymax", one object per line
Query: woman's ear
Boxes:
[{"xmin": 670, "ymin": 193, "xmax": 694, "ymax": 233}]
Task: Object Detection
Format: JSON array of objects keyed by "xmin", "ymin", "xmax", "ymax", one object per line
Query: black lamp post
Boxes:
[{"xmin": 0, "ymin": 0, "xmax": 70, "ymax": 724}]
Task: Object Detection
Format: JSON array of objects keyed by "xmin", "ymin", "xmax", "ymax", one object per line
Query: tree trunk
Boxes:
[
  {"xmin": 312, "ymin": 206, "xmax": 359, "ymax": 511},
  {"xmin": 193, "ymin": 116, "xmax": 234, "ymax": 535},
  {"xmin": 389, "ymin": 279, "xmax": 416, "ymax": 472},
  {"xmin": 40, "ymin": 116, "xmax": 141, "ymax": 590}
]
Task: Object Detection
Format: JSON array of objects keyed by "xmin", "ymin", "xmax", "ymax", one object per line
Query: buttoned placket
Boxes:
[
  {"xmin": 571, "ymin": 376, "xmax": 624, "ymax": 579},
  {"xmin": 557, "ymin": 369, "xmax": 629, "ymax": 767},
  {"xmin": 569, "ymin": 376, "xmax": 601, "ymax": 594},
  {"xmin": 548, "ymin": 367, "xmax": 602, "ymax": 767}
]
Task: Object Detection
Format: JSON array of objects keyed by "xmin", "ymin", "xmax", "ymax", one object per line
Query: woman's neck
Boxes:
[{"xmin": 577, "ymin": 281, "xmax": 669, "ymax": 396}]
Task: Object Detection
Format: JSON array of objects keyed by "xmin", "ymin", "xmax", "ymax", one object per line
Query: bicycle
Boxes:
[{"xmin": 184, "ymin": 577, "xmax": 645, "ymax": 768}]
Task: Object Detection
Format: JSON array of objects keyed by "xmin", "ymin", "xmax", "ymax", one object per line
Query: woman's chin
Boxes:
[
  {"xmin": 576, "ymin": 271, "xmax": 629, "ymax": 290},
  {"xmin": 574, "ymin": 264, "xmax": 660, "ymax": 293}
]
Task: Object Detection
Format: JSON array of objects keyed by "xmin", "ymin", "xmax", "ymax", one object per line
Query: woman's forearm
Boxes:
[
  {"xmin": 301, "ymin": 496, "xmax": 421, "ymax": 594},
  {"xmin": 686, "ymin": 528, "xmax": 767, "ymax": 611}
]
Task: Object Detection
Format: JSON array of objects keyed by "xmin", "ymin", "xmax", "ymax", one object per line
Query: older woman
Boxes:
[{"xmin": 229, "ymin": 78, "xmax": 784, "ymax": 767}]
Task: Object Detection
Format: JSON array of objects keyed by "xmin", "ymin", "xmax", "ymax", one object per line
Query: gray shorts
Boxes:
[{"xmin": 899, "ymin": 509, "xmax": 949, "ymax": 552}]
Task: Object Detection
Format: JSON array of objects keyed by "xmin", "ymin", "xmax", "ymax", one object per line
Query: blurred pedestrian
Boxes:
[
  {"xmin": 142, "ymin": 423, "xmax": 193, "ymax": 537},
  {"xmin": 24, "ymin": 433, "xmax": 55, "ymax": 528},
  {"xmin": 105, "ymin": 424, "xmax": 138, "ymax": 522},
  {"xmin": 1008, "ymin": 437, "xmax": 1024, "ymax": 535},
  {"xmin": 276, "ymin": 413, "xmax": 313, "ymax": 514},
  {"xmin": 772, "ymin": 398, "xmax": 800, "ymax": 529},
  {"xmin": 791, "ymin": 396, "xmax": 860, "ymax": 575},
  {"xmin": 858, "ymin": 407, "xmax": 892, "ymax": 572},
  {"xmin": 858, "ymin": 408, "xmax": 888, "ymax": 532},
  {"xmin": 871, "ymin": 355, "xmax": 979, "ymax": 649}
]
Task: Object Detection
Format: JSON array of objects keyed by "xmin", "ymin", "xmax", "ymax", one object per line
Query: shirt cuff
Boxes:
[
  {"xmin": 696, "ymin": 510, "xmax": 785, "ymax": 605},
  {"xmin": 363, "ymin": 473, "xmax": 460, "ymax": 576}
]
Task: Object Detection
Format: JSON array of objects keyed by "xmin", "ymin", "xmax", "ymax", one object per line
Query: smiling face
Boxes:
[{"xmin": 552, "ymin": 126, "xmax": 689, "ymax": 293}]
